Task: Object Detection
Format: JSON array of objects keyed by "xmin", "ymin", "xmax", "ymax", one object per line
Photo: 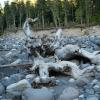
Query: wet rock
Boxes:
[
  {"xmin": 0, "ymin": 83, "xmax": 5, "ymax": 95},
  {"xmin": 6, "ymin": 79, "xmax": 31, "ymax": 98},
  {"xmin": 22, "ymin": 87, "xmax": 54, "ymax": 100},
  {"xmin": 58, "ymin": 87, "xmax": 79, "ymax": 100}
]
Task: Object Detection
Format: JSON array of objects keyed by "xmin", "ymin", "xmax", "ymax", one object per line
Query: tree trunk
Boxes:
[
  {"xmin": 13, "ymin": 16, "xmax": 16, "ymax": 28},
  {"xmin": 52, "ymin": 13, "xmax": 58, "ymax": 28},
  {"xmin": 19, "ymin": 13, "xmax": 22, "ymax": 28},
  {"xmin": 42, "ymin": 11, "xmax": 45, "ymax": 29},
  {"xmin": 64, "ymin": 12, "xmax": 68, "ymax": 26},
  {"xmin": 85, "ymin": 0, "xmax": 90, "ymax": 26}
]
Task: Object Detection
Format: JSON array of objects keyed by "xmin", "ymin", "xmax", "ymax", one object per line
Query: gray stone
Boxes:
[
  {"xmin": 0, "ymin": 57, "xmax": 5, "ymax": 65},
  {"xmin": 1, "ymin": 99, "xmax": 12, "ymax": 100},
  {"xmin": 25, "ymin": 74, "xmax": 36, "ymax": 84},
  {"xmin": 58, "ymin": 87, "xmax": 79, "ymax": 100},
  {"xmin": 86, "ymin": 96, "xmax": 99, "ymax": 100},
  {"xmin": 69, "ymin": 78, "xmax": 75, "ymax": 83},
  {"xmin": 22, "ymin": 87, "xmax": 54, "ymax": 100},
  {"xmin": 73, "ymin": 98, "xmax": 78, "ymax": 100},
  {"xmin": 94, "ymin": 39, "xmax": 100, "ymax": 46},
  {"xmin": 93, "ymin": 82, "xmax": 100, "ymax": 93},
  {"xmin": 6, "ymin": 79, "xmax": 31, "ymax": 98},
  {"xmin": 76, "ymin": 77, "xmax": 89, "ymax": 87},
  {"xmin": 1, "ymin": 74, "xmax": 24, "ymax": 87},
  {"xmin": 85, "ymin": 89, "xmax": 94, "ymax": 95},
  {"xmin": 95, "ymin": 72, "xmax": 100, "ymax": 80},
  {"xmin": 10, "ymin": 73, "xmax": 24, "ymax": 83},
  {"xmin": 0, "ymin": 83, "xmax": 5, "ymax": 95},
  {"xmin": 81, "ymin": 64, "xmax": 90, "ymax": 69},
  {"xmin": 1, "ymin": 77, "xmax": 11, "ymax": 87},
  {"xmin": 78, "ymin": 94, "xmax": 84, "ymax": 100},
  {"xmin": 91, "ymin": 79, "xmax": 98, "ymax": 85}
]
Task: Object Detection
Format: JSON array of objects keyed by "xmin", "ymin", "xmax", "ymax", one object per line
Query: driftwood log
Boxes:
[
  {"xmin": 21, "ymin": 18, "xmax": 100, "ymax": 83},
  {"xmin": 30, "ymin": 60, "xmax": 94, "ymax": 82}
]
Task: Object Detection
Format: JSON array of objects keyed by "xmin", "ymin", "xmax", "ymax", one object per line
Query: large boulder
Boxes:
[
  {"xmin": 6, "ymin": 79, "xmax": 31, "ymax": 98},
  {"xmin": 58, "ymin": 87, "xmax": 79, "ymax": 100},
  {"xmin": 22, "ymin": 87, "xmax": 54, "ymax": 100}
]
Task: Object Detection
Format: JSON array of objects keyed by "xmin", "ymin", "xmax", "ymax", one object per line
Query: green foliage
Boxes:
[
  {"xmin": 90, "ymin": 13, "xmax": 100, "ymax": 23},
  {"xmin": 75, "ymin": 8, "xmax": 81, "ymax": 23},
  {"xmin": 0, "ymin": 0, "xmax": 99, "ymax": 33}
]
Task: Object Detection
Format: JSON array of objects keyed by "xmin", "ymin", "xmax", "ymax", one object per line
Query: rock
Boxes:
[
  {"xmin": 5, "ymin": 49, "xmax": 19, "ymax": 58},
  {"xmin": 76, "ymin": 77, "xmax": 89, "ymax": 87},
  {"xmin": 86, "ymin": 96, "xmax": 99, "ymax": 100},
  {"xmin": 71, "ymin": 60, "xmax": 80, "ymax": 65},
  {"xmin": 81, "ymin": 64, "xmax": 90, "ymax": 69},
  {"xmin": 0, "ymin": 96, "xmax": 2, "ymax": 99},
  {"xmin": 58, "ymin": 87, "xmax": 79, "ymax": 100},
  {"xmin": 0, "ymin": 44, "xmax": 4, "ymax": 49},
  {"xmin": 91, "ymin": 79, "xmax": 98, "ymax": 85},
  {"xmin": 93, "ymin": 82, "xmax": 100, "ymax": 93},
  {"xmin": 10, "ymin": 59, "xmax": 22, "ymax": 65},
  {"xmin": 95, "ymin": 72, "xmax": 100, "ymax": 80},
  {"xmin": 85, "ymin": 88, "xmax": 94, "ymax": 95},
  {"xmin": 1, "ymin": 77, "xmax": 11, "ymax": 87},
  {"xmin": 79, "ymin": 94, "xmax": 84, "ymax": 100},
  {"xmin": 1, "ymin": 99, "xmax": 12, "ymax": 100},
  {"xmin": 73, "ymin": 98, "xmax": 78, "ymax": 100},
  {"xmin": 0, "ymin": 83, "xmax": 5, "ymax": 95},
  {"xmin": 96, "ymin": 65, "xmax": 100, "ymax": 72},
  {"xmin": 22, "ymin": 87, "xmax": 54, "ymax": 100},
  {"xmin": 6, "ymin": 79, "xmax": 31, "ymax": 98},
  {"xmin": 25, "ymin": 74, "xmax": 36, "ymax": 79},
  {"xmin": 69, "ymin": 78, "xmax": 75, "ymax": 83},
  {"xmin": 1, "ymin": 74, "xmax": 24, "ymax": 87},
  {"xmin": 0, "ymin": 57, "xmax": 5, "ymax": 65},
  {"xmin": 25, "ymin": 74, "xmax": 36, "ymax": 84},
  {"xmin": 10, "ymin": 73, "xmax": 24, "ymax": 83},
  {"xmin": 93, "ymin": 39, "xmax": 100, "ymax": 46}
]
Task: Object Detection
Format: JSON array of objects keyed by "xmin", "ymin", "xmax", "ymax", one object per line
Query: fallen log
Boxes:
[
  {"xmin": 0, "ymin": 63, "xmax": 32, "ymax": 68},
  {"xmin": 78, "ymin": 49, "xmax": 100, "ymax": 64},
  {"xmin": 31, "ymin": 60, "xmax": 95, "ymax": 82}
]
